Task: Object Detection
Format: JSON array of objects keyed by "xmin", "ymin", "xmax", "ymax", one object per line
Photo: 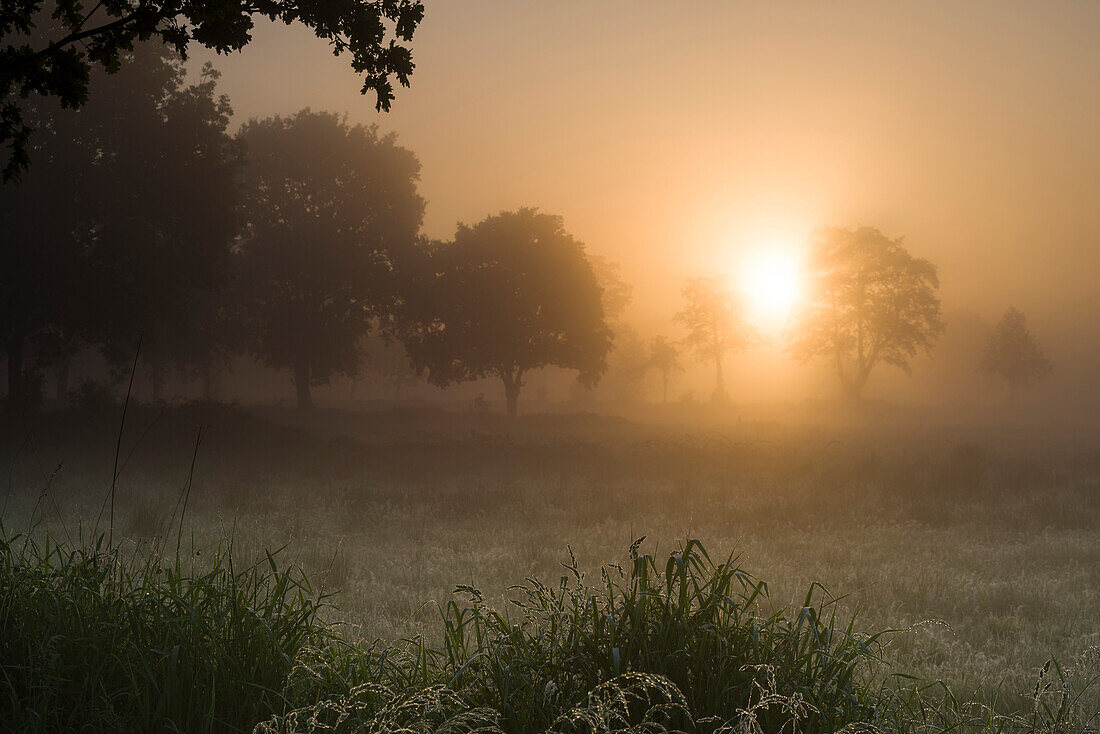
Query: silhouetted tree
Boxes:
[
  {"xmin": 981, "ymin": 306, "xmax": 1051, "ymax": 400},
  {"xmin": 647, "ymin": 335, "xmax": 682, "ymax": 403},
  {"xmin": 0, "ymin": 1, "xmax": 424, "ymax": 180},
  {"xmin": 401, "ymin": 208, "xmax": 612, "ymax": 418},
  {"xmin": 789, "ymin": 226, "xmax": 944, "ymax": 402},
  {"xmin": 237, "ymin": 110, "xmax": 424, "ymax": 409},
  {"xmin": 674, "ymin": 277, "xmax": 756, "ymax": 403},
  {"xmin": 1, "ymin": 45, "xmax": 239, "ymax": 407}
]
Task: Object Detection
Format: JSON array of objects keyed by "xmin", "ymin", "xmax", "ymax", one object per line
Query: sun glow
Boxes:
[{"xmin": 738, "ymin": 248, "xmax": 805, "ymax": 330}]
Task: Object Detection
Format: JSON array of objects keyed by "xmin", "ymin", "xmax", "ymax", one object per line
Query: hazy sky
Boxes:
[{"xmin": 197, "ymin": 1, "xmax": 1100, "ymax": 341}]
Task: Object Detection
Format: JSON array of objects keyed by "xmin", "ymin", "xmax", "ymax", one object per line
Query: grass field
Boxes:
[{"xmin": 2, "ymin": 403, "xmax": 1098, "ymax": 731}]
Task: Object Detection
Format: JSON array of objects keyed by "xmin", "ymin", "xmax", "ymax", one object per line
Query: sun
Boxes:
[{"xmin": 738, "ymin": 248, "xmax": 804, "ymax": 330}]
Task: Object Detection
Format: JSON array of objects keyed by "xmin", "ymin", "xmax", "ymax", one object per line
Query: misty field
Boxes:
[{"xmin": 2, "ymin": 404, "xmax": 1097, "ymax": 731}]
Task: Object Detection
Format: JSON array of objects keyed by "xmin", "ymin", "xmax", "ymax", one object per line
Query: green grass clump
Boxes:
[
  {"xmin": 0, "ymin": 532, "xmax": 326, "ymax": 733},
  {"xmin": 259, "ymin": 539, "xmax": 895, "ymax": 734},
  {"xmin": 433, "ymin": 538, "xmax": 887, "ymax": 732}
]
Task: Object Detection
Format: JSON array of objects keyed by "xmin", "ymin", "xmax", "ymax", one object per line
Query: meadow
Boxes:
[{"xmin": 1, "ymin": 402, "xmax": 1097, "ymax": 731}]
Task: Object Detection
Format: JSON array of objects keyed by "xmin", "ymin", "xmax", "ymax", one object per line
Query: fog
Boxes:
[{"xmin": 180, "ymin": 0, "xmax": 1100, "ymax": 411}]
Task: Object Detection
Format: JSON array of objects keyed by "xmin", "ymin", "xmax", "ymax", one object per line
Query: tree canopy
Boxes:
[
  {"xmin": 0, "ymin": 0, "xmax": 424, "ymax": 179},
  {"xmin": 788, "ymin": 226, "xmax": 944, "ymax": 401},
  {"xmin": 237, "ymin": 109, "xmax": 423, "ymax": 409},
  {"xmin": 981, "ymin": 306, "xmax": 1051, "ymax": 397},
  {"xmin": 400, "ymin": 208, "xmax": 612, "ymax": 418},
  {"xmin": 674, "ymin": 277, "xmax": 756, "ymax": 403}
]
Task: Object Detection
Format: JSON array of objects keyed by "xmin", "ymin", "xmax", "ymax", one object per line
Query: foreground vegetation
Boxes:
[
  {"xmin": 1, "ymin": 405, "xmax": 1098, "ymax": 731},
  {"xmin": 2, "ymin": 529, "xmax": 1096, "ymax": 733}
]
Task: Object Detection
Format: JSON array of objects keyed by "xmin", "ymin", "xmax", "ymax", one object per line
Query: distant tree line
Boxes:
[{"xmin": 1, "ymin": 44, "xmax": 1053, "ymax": 416}]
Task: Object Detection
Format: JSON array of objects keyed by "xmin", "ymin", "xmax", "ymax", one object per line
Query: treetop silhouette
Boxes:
[
  {"xmin": 237, "ymin": 109, "xmax": 424, "ymax": 409},
  {"xmin": 981, "ymin": 306, "xmax": 1051, "ymax": 399},
  {"xmin": 674, "ymin": 276, "xmax": 758, "ymax": 403},
  {"xmin": 400, "ymin": 208, "xmax": 612, "ymax": 418},
  {"xmin": 788, "ymin": 226, "xmax": 944, "ymax": 402}
]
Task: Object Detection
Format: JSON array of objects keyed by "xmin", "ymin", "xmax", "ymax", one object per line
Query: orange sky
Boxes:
[{"xmin": 197, "ymin": 0, "xmax": 1100, "ymax": 358}]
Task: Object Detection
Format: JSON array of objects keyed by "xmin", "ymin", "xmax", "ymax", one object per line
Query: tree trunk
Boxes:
[
  {"xmin": 6, "ymin": 335, "xmax": 24, "ymax": 406},
  {"xmin": 848, "ymin": 348, "xmax": 880, "ymax": 406},
  {"xmin": 505, "ymin": 384, "xmax": 520, "ymax": 418},
  {"xmin": 55, "ymin": 355, "xmax": 71, "ymax": 404},
  {"xmin": 501, "ymin": 369, "xmax": 523, "ymax": 419},
  {"xmin": 711, "ymin": 352, "xmax": 726, "ymax": 403},
  {"xmin": 662, "ymin": 371, "xmax": 669, "ymax": 404},
  {"xmin": 294, "ymin": 358, "xmax": 313, "ymax": 410}
]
